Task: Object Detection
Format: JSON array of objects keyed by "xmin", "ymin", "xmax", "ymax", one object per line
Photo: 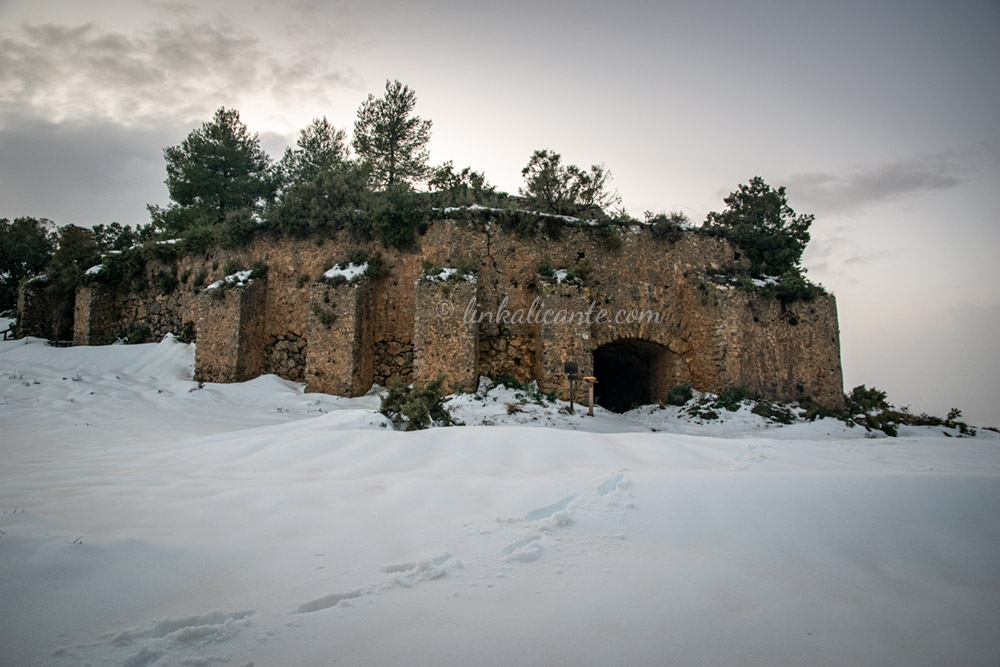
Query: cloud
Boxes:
[
  {"xmin": 785, "ymin": 154, "xmax": 965, "ymax": 215},
  {"xmin": 0, "ymin": 18, "xmax": 356, "ymax": 129},
  {"xmin": 0, "ymin": 115, "xmax": 180, "ymax": 226}
]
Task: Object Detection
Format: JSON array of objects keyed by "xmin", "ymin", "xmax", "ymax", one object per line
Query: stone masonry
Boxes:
[
  {"xmin": 57, "ymin": 217, "xmax": 845, "ymax": 409},
  {"xmin": 305, "ymin": 278, "xmax": 375, "ymax": 396},
  {"xmin": 412, "ymin": 276, "xmax": 479, "ymax": 392},
  {"xmin": 194, "ymin": 278, "xmax": 268, "ymax": 383}
]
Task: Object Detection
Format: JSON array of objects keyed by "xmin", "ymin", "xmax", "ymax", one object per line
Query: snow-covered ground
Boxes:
[{"xmin": 2, "ymin": 336, "xmax": 998, "ymax": 667}]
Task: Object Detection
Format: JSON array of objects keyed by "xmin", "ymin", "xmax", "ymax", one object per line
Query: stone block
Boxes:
[
  {"xmin": 194, "ymin": 278, "xmax": 267, "ymax": 382},
  {"xmin": 304, "ymin": 279, "xmax": 374, "ymax": 396},
  {"xmin": 73, "ymin": 285, "xmax": 118, "ymax": 345},
  {"xmin": 412, "ymin": 277, "xmax": 478, "ymax": 392}
]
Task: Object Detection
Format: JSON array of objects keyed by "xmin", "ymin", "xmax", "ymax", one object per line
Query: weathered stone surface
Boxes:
[
  {"xmin": 17, "ymin": 278, "xmax": 57, "ymax": 339},
  {"xmin": 195, "ymin": 278, "xmax": 267, "ymax": 382},
  {"xmin": 413, "ymin": 277, "xmax": 479, "ymax": 392},
  {"xmin": 29, "ymin": 219, "xmax": 845, "ymax": 408},
  {"xmin": 73, "ymin": 285, "xmax": 118, "ymax": 345},
  {"xmin": 535, "ymin": 281, "xmax": 595, "ymax": 401},
  {"xmin": 304, "ymin": 279, "xmax": 374, "ymax": 396}
]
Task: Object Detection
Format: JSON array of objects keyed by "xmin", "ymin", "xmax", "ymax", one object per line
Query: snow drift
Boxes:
[{"xmin": 1, "ymin": 336, "xmax": 998, "ymax": 666}]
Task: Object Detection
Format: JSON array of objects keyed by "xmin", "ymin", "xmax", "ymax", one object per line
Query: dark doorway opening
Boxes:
[{"xmin": 592, "ymin": 339, "xmax": 674, "ymax": 413}]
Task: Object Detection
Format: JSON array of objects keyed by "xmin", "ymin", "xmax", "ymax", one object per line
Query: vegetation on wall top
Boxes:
[{"xmin": 5, "ymin": 78, "xmax": 832, "ymax": 323}]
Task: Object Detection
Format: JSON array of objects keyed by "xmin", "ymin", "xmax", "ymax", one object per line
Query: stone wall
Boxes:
[
  {"xmin": 17, "ymin": 278, "xmax": 57, "ymax": 339},
  {"xmin": 194, "ymin": 278, "xmax": 268, "ymax": 383},
  {"xmin": 73, "ymin": 286, "xmax": 118, "ymax": 345},
  {"xmin": 412, "ymin": 277, "xmax": 479, "ymax": 392},
  {"xmin": 304, "ymin": 278, "xmax": 375, "ymax": 396},
  {"xmin": 30, "ymin": 218, "xmax": 846, "ymax": 409},
  {"xmin": 534, "ymin": 280, "xmax": 596, "ymax": 398},
  {"xmin": 717, "ymin": 291, "xmax": 844, "ymax": 408}
]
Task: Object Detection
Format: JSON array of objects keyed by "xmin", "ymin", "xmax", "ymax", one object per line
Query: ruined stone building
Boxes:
[{"xmin": 19, "ymin": 217, "xmax": 845, "ymax": 411}]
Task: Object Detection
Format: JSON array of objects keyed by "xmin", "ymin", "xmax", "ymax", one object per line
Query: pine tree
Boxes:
[
  {"xmin": 279, "ymin": 116, "xmax": 349, "ymax": 188},
  {"xmin": 352, "ymin": 80, "xmax": 432, "ymax": 189},
  {"xmin": 161, "ymin": 107, "xmax": 276, "ymax": 225},
  {"xmin": 706, "ymin": 177, "xmax": 813, "ymax": 277}
]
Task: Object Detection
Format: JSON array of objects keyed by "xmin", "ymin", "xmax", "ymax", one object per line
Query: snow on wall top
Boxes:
[
  {"xmin": 206, "ymin": 270, "xmax": 253, "ymax": 291},
  {"xmin": 324, "ymin": 262, "xmax": 368, "ymax": 282}
]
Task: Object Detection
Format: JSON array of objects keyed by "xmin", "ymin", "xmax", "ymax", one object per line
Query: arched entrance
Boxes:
[{"xmin": 592, "ymin": 338, "xmax": 680, "ymax": 413}]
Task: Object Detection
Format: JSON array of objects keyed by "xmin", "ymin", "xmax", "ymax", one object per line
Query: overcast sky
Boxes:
[{"xmin": 2, "ymin": 0, "xmax": 998, "ymax": 425}]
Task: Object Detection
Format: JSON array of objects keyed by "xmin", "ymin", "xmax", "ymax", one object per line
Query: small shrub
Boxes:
[
  {"xmin": 845, "ymin": 385, "xmax": 889, "ymax": 415},
  {"xmin": 249, "ymin": 261, "xmax": 268, "ymax": 280},
  {"xmin": 752, "ymin": 400, "xmax": 796, "ymax": 424},
  {"xmin": 380, "ymin": 376, "xmax": 454, "ymax": 430},
  {"xmin": 365, "ymin": 252, "xmax": 388, "ymax": 278},
  {"xmin": 484, "ymin": 375, "xmax": 554, "ymax": 406},
  {"xmin": 647, "ymin": 211, "xmax": 687, "ymax": 243},
  {"xmin": 716, "ymin": 385, "xmax": 751, "ymax": 412},
  {"xmin": 454, "ymin": 256, "xmax": 479, "ymax": 278},
  {"xmin": 369, "ymin": 184, "xmax": 429, "ymax": 250},
  {"xmin": 344, "ymin": 247, "xmax": 370, "ymax": 266},
  {"xmin": 596, "ymin": 223, "xmax": 623, "ymax": 251},
  {"xmin": 775, "ymin": 270, "xmax": 821, "ymax": 305},
  {"xmin": 564, "ymin": 261, "xmax": 591, "ymax": 284},
  {"xmin": 942, "ymin": 408, "xmax": 976, "ymax": 436},
  {"xmin": 177, "ymin": 321, "xmax": 196, "ymax": 344},
  {"xmin": 119, "ymin": 322, "xmax": 150, "ymax": 344},
  {"xmin": 153, "ymin": 270, "xmax": 179, "ymax": 294},
  {"xmin": 193, "ymin": 269, "xmax": 207, "ymax": 288},
  {"xmin": 222, "ymin": 259, "xmax": 243, "ymax": 276},
  {"xmin": 842, "ymin": 384, "xmax": 898, "ymax": 436},
  {"xmin": 311, "ymin": 301, "xmax": 336, "ymax": 328},
  {"xmin": 665, "ymin": 382, "xmax": 693, "ymax": 406},
  {"xmin": 538, "ymin": 260, "xmax": 555, "ymax": 278}
]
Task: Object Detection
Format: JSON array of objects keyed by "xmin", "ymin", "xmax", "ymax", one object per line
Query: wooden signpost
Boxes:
[{"xmin": 583, "ymin": 376, "xmax": 598, "ymax": 416}]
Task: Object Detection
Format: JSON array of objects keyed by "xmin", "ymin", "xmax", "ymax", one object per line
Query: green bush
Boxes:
[
  {"xmin": 153, "ymin": 270, "xmax": 179, "ymax": 294},
  {"xmin": 119, "ymin": 322, "xmax": 151, "ymax": 344},
  {"xmin": 596, "ymin": 223, "xmax": 623, "ymax": 251},
  {"xmin": 647, "ymin": 211, "xmax": 687, "ymax": 243},
  {"xmin": 716, "ymin": 385, "xmax": 751, "ymax": 412},
  {"xmin": 751, "ymin": 400, "xmax": 796, "ymax": 424},
  {"xmin": 310, "ymin": 302, "xmax": 336, "ymax": 327},
  {"xmin": 222, "ymin": 259, "xmax": 244, "ymax": 276},
  {"xmin": 369, "ymin": 184, "xmax": 429, "ymax": 250},
  {"xmin": 845, "ymin": 385, "xmax": 889, "ymax": 415},
  {"xmin": 380, "ymin": 376, "xmax": 454, "ymax": 430},
  {"xmin": 665, "ymin": 382, "xmax": 693, "ymax": 406}
]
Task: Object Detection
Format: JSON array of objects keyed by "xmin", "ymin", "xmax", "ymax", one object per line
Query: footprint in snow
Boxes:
[
  {"xmin": 500, "ymin": 535, "xmax": 543, "ymax": 563},
  {"xmin": 293, "ymin": 553, "xmax": 463, "ymax": 614}
]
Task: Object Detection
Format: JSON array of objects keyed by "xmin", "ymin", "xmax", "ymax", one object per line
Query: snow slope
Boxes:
[{"xmin": 1, "ymin": 337, "xmax": 998, "ymax": 667}]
